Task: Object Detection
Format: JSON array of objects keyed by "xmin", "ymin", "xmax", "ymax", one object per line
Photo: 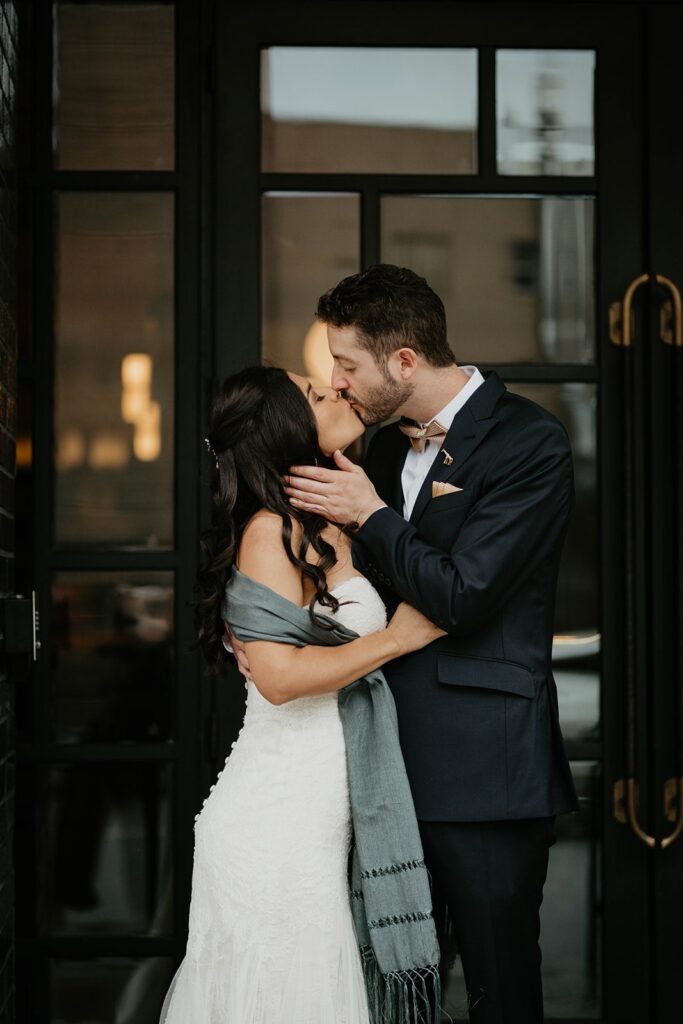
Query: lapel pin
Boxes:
[{"xmin": 442, "ymin": 449, "xmax": 454, "ymax": 466}]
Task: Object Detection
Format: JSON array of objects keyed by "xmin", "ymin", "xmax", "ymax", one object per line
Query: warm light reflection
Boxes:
[
  {"xmin": 56, "ymin": 429, "xmax": 86, "ymax": 470},
  {"xmin": 122, "ymin": 389, "xmax": 149, "ymax": 423},
  {"xmin": 16, "ymin": 433, "xmax": 33, "ymax": 469},
  {"xmin": 303, "ymin": 320, "xmax": 333, "ymax": 385},
  {"xmin": 553, "ymin": 632, "xmax": 601, "ymax": 645},
  {"xmin": 121, "ymin": 353, "xmax": 161, "ymax": 461},
  {"xmin": 122, "ymin": 353, "xmax": 152, "ymax": 388},
  {"xmin": 134, "ymin": 400, "xmax": 161, "ymax": 461},
  {"xmin": 121, "ymin": 353, "xmax": 152, "ymax": 423},
  {"xmin": 88, "ymin": 432, "xmax": 129, "ymax": 469}
]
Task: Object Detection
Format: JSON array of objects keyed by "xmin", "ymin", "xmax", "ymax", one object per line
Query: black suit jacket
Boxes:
[{"xmin": 352, "ymin": 370, "xmax": 580, "ymax": 822}]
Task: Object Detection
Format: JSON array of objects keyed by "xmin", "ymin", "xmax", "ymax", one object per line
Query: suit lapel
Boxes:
[{"xmin": 408, "ymin": 370, "xmax": 506, "ymax": 526}]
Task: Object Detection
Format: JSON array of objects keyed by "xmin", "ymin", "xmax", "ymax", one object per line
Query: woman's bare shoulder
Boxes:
[
  {"xmin": 241, "ymin": 509, "xmax": 304, "ymax": 549},
  {"xmin": 237, "ymin": 511, "xmax": 304, "ymax": 605}
]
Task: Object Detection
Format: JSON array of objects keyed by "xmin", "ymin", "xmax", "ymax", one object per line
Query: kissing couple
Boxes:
[{"xmin": 159, "ymin": 264, "xmax": 579, "ymax": 1024}]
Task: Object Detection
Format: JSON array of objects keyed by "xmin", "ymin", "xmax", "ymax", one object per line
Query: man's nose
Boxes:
[{"xmin": 331, "ymin": 366, "xmax": 347, "ymax": 392}]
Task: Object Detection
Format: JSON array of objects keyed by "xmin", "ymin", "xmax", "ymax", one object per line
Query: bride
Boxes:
[{"xmin": 158, "ymin": 365, "xmax": 444, "ymax": 1024}]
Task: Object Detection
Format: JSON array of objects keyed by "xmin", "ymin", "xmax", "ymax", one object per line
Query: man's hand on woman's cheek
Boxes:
[{"xmin": 283, "ymin": 449, "xmax": 387, "ymax": 527}]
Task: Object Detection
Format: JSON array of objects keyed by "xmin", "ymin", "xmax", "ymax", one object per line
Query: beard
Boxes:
[{"xmin": 342, "ymin": 372, "xmax": 415, "ymax": 426}]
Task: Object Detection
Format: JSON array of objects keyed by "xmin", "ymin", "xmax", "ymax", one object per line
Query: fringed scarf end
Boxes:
[{"xmin": 359, "ymin": 945, "xmax": 442, "ymax": 1024}]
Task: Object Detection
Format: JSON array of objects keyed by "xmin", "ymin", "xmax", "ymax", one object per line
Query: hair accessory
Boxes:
[{"xmin": 204, "ymin": 436, "xmax": 219, "ymax": 469}]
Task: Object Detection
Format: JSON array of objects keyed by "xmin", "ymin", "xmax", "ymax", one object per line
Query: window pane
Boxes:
[
  {"xmin": 50, "ymin": 572, "xmax": 174, "ymax": 743},
  {"xmin": 496, "ymin": 50, "xmax": 595, "ymax": 176},
  {"xmin": 54, "ymin": 3, "xmax": 175, "ymax": 170},
  {"xmin": 440, "ymin": 762, "xmax": 602, "ymax": 1019},
  {"xmin": 508, "ymin": 384, "xmax": 599, "ymax": 743},
  {"xmin": 54, "ymin": 193, "xmax": 174, "ymax": 550},
  {"xmin": 46, "ymin": 763, "xmax": 173, "ymax": 935},
  {"xmin": 51, "ymin": 957, "xmax": 176, "ymax": 1024},
  {"xmin": 262, "ymin": 192, "xmax": 360, "ymax": 379},
  {"xmin": 262, "ymin": 48, "xmax": 477, "ymax": 174},
  {"xmin": 381, "ymin": 195, "xmax": 595, "ymax": 363}
]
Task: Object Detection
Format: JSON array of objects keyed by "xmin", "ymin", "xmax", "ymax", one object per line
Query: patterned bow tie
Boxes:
[{"xmin": 398, "ymin": 417, "xmax": 448, "ymax": 453}]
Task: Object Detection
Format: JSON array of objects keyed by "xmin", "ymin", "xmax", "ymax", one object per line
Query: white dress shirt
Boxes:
[{"xmin": 401, "ymin": 366, "xmax": 485, "ymax": 519}]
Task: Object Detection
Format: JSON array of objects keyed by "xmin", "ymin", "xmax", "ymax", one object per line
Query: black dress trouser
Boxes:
[{"xmin": 418, "ymin": 816, "xmax": 557, "ymax": 1024}]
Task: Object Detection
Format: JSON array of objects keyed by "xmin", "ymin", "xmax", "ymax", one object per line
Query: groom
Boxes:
[{"xmin": 282, "ymin": 264, "xmax": 579, "ymax": 1023}]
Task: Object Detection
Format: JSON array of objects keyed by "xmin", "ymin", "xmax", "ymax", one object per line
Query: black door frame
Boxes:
[
  {"xmin": 15, "ymin": 1, "xmax": 682, "ymax": 1021},
  {"xmin": 16, "ymin": 1, "xmax": 207, "ymax": 1019},
  {"xmin": 213, "ymin": 3, "xmax": 679, "ymax": 1022}
]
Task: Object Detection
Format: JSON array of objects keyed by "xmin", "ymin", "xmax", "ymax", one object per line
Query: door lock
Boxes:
[{"xmin": 0, "ymin": 590, "xmax": 41, "ymax": 661}]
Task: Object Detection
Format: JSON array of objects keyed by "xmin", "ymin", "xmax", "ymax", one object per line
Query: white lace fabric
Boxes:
[{"xmin": 159, "ymin": 575, "xmax": 388, "ymax": 1024}]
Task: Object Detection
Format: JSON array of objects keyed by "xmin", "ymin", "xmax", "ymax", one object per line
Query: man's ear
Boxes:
[{"xmin": 392, "ymin": 347, "xmax": 419, "ymax": 380}]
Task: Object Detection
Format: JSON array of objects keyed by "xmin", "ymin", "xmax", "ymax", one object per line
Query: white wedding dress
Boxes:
[{"xmin": 159, "ymin": 574, "xmax": 388, "ymax": 1024}]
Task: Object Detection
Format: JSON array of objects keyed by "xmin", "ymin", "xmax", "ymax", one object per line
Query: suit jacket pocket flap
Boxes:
[{"xmin": 437, "ymin": 654, "xmax": 535, "ymax": 699}]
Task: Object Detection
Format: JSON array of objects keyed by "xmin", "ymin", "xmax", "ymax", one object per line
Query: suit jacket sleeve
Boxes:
[{"xmin": 353, "ymin": 417, "xmax": 574, "ymax": 635}]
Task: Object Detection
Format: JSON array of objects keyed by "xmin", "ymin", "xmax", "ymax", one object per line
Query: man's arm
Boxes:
[{"xmin": 352, "ymin": 418, "xmax": 574, "ymax": 636}]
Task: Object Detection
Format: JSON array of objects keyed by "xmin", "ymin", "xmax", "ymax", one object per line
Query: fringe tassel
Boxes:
[{"xmin": 359, "ymin": 945, "xmax": 442, "ymax": 1024}]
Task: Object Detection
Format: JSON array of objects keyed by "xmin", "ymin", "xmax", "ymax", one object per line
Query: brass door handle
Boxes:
[
  {"xmin": 657, "ymin": 275, "xmax": 683, "ymax": 849},
  {"xmin": 662, "ymin": 777, "xmax": 683, "ymax": 849},
  {"xmin": 609, "ymin": 272, "xmax": 649, "ymax": 347},
  {"xmin": 655, "ymin": 273, "xmax": 683, "ymax": 346},
  {"xmin": 611, "ymin": 271, "xmax": 683, "ymax": 851},
  {"xmin": 613, "ymin": 778, "xmax": 657, "ymax": 847},
  {"xmin": 610, "ymin": 272, "xmax": 682, "ymax": 347}
]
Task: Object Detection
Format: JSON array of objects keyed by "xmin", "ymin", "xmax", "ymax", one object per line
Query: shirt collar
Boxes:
[{"xmin": 424, "ymin": 365, "xmax": 485, "ymax": 431}]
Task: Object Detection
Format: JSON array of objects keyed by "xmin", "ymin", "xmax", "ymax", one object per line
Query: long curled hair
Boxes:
[{"xmin": 188, "ymin": 365, "xmax": 345, "ymax": 674}]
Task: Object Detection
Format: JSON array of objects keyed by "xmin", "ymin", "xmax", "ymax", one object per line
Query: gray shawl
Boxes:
[{"xmin": 221, "ymin": 568, "xmax": 441, "ymax": 1024}]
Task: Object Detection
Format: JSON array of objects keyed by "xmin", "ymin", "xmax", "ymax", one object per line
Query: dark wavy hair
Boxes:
[{"xmin": 188, "ymin": 365, "xmax": 344, "ymax": 675}]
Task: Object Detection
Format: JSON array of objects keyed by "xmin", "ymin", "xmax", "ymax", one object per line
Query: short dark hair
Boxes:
[{"xmin": 316, "ymin": 264, "xmax": 456, "ymax": 368}]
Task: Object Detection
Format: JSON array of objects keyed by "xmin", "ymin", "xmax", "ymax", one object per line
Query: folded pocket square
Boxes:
[{"xmin": 432, "ymin": 481, "xmax": 464, "ymax": 498}]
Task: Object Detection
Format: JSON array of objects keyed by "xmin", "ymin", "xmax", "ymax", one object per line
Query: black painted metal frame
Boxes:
[
  {"xmin": 16, "ymin": 1, "xmax": 207, "ymax": 1019},
  {"xmin": 213, "ymin": 3, "xmax": 675, "ymax": 1023},
  {"xmin": 14, "ymin": 0, "xmax": 683, "ymax": 1021}
]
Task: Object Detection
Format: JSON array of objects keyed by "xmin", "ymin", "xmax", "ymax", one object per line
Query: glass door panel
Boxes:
[
  {"xmin": 261, "ymin": 47, "xmax": 478, "ymax": 174},
  {"xmin": 50, "ymin": 956, "xmax": 176, "ymax": 1024},
  {"xmin": 495, "ymin": 50, "xmax": 596, "ymax": 176},
  {"xmin": 54, "ymin": 2, "xmax": 175, "ymax": 170},
  {"xmin": 45, "ymin": 762, "xmax": 173, "ymax": 935},
  {"xmin": 381, "ymin": 195, "xmax": 595, "ymax": 364},
  {"xmin": 53, "ymin": 192, "xmax": 175, "ymax": 550},
  {"xmin": 49, "ymin": 571, "xmax": 175, "ymax": 744},
  {"xmin": 261, "ymin": 192, "xmax": 360, "ymax": 378}
]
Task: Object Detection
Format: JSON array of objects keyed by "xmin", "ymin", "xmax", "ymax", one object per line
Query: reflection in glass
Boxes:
[
  {"xmin": 496, "ymin": 50, "xmax": 595, "ymax": 176},
  {"xmin": 50, "ymin": 571, "xmax": 174, "ymax": 743},
  {"xmin": 381, "ymin": 195, "xmax": 595, "ymax": 363},
  {"xmin": 54, "ymin": 3, "xmax": 175, "ymax": 170},
  {"xmin": 541, "ymin": 762, "xmax": 602, "ymax": 1018},
  {"xmin": 441, "ymin": 762, "xmax": 602, "ymax": 1020},
  {"xmin": 54, "ymin": 193, "xmax": 174, "ymax": 550},
  {"xmin": 262, "ymin": 192, "xmax": 360, "ymax": 380},
  {"xmin": 46, "ymin": 763, "xmax": 173, "ymax": 936},
  {"xmin": 262, "ymin": 48, "xmax": 477, "ymax": 174},
  {"xmin": 51, "ymin": 956, "xmax": 176, "ymax": 1023},
  {"xmin": 508, "ymin": 384, "xmax": 599, "ymax": 743}
]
